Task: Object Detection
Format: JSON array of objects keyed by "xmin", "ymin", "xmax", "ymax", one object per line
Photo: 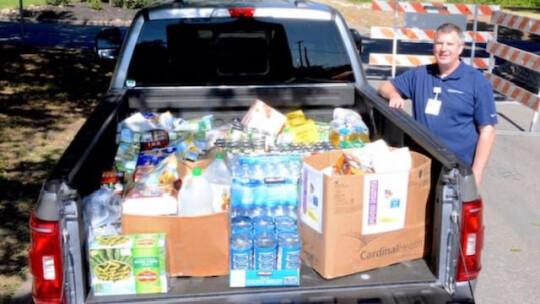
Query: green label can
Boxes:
[{"xmin": 132, "ymin": 234, "xmax": 168, "ymax": 294}]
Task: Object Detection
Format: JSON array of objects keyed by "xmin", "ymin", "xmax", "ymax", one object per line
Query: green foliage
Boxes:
[
  {"xmin": 111, "ymin": 0, "xmax": 161, "ymax": 9},
  {"xmin": 348, "ymin": 0, "xmax": 540, "ymax": 7},
  {"xmin": 90, "ymin": 0, "xmax": 103, "ymax": 10},
  {"xmin": 45, "ymin": 0, "xmax": 70, "ymax": 5},
  {"xmin": 446, "ymin": 0, "xmax": 540, "ymax": 7}
]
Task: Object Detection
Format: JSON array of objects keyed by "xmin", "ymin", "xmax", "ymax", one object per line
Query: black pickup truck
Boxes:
[{"xmin": 29, "ymin": 1, "xmax": 483, "ymax": 303}]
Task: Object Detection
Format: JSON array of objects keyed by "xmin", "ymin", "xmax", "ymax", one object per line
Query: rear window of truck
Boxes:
[{"xmin": 127, "ymin": 18, "xmax": 354, "ymax": 86}]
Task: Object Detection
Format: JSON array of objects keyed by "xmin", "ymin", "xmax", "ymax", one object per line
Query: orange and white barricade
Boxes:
[
  {"xmin": 487, "ymin": 12, "xmax": 540, "ymax": 132},
  {"xmin": 369, "ymin": 54, "xmax": 489, "ymax": 69},
  {"xmin": 370, "ymin": 1, "xmax": 500, "ymax": 77}
]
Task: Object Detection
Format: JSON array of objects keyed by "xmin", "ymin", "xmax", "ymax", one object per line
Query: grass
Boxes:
[
  {"xmin": 0, "ymin": 0, "xmax": 48, "ymax": 10},
  {"xmin": 0, "ymin": 44, "xmax": 114, "ymax": 302}
]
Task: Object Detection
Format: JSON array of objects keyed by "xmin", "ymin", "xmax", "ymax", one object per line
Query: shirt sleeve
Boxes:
[
  {"xmin": 474, "ymin": 74, "xmax": 498, "ymax": 126},
  {"xmin": 390, "ymin": 68, "xmax": 416, "ymax": 100}
]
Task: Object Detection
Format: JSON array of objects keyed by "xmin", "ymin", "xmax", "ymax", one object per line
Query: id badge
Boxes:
[{"xmin": 425, "ymin": 98, "xmax": 441, "ymax": 116}]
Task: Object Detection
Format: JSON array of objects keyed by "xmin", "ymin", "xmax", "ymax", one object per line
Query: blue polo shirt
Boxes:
[{"xmin": 391, "ymin": 62, "xmax": 498, "ymax": 166}]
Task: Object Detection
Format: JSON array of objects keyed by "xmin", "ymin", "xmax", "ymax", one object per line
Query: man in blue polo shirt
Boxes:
[{"xmin": 378, "ymin": 23, "xmax": 497, "ymax": 189}]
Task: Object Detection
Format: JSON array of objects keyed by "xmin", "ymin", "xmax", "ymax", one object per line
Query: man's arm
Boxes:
[
  {"xmin": 378, "ymin": 81, "xmax": 406, "ymax": 109},
  {"xmin": 472, "ymin": 124, "xmax": 496, "ymax": 189}
]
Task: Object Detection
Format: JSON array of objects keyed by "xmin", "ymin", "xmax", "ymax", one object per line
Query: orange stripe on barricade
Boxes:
[
  {"xmin": 371, "ymin": 1, "xmax": 498, "ymax": 15},
  {"xmin": 491, "ymin": 11, "xmax": 540, "ymax": 35},
  {"xmin": 518, "ymin": 18, "xmax": 529, "ymax": 31},
  {"xmin": 479, "ymin": 5, "xmax": 492, "ymax": 16},
  {"xmin": 485, "ymin": 72, "xmax": 540, "ymax": 110},
  {"xmin": 502, "ymin": 82, "xmax": 511, "ymax": 93},
  {"xmin": 534, "ymin": 57, "xmax": 540, "ymax": 71},
  {"xmin": 411, "ymin": 2, "xmax": 425, "ymax": 13},
  {"xmin": 487, "ymin": 41, "xmax": 540, "ymax": 71},
  {"xmin": 409, "ymin": 56, "xmax": 423, "ymax": 66},
  {"xmin": 499, "ymin": 45, "xmax": 510, "ymax": 58},
  {"xmin": 531, "ymin": 21, "xmax": 540, "ymax": 33},
  {"xmin": 381, "ymin": 28, "xmax": 394, "ymax": 38},
  {"xmin": 473, "ymin": 59, "xmax": 489, "ymax": 69},
  {"xmin": 508, "ymin": 15, "xmax": 518, "ymax": 28},
  {"xmin": 456, "ymin": 4, "xmax": 471, "ymax": 15}
]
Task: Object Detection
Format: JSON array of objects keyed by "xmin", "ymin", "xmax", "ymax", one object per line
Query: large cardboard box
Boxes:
[
  {"xmin": 122, "ymin": 212, "xmax": 229, "ymax": 277},
  {"xmin": 299, "ymin": 150, "xmax": 431, "ymax": 279},
  {"xmin": 122, "ymin": 158, "xmax": 230, "ymax": 277}
]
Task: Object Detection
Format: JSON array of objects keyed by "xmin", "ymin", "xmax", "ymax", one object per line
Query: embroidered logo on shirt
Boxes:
[
  {"xmin": 490, "ymin": 113, "xmax": 497, "ymax": 118},
  {"xmin": 447, "ymin": 88, "xmax": 464, "ymax": 94}
]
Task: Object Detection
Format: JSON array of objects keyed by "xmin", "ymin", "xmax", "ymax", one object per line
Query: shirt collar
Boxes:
[{"xmin": 428, "ymin": 61, "xmax": 465, "ymax": 80}]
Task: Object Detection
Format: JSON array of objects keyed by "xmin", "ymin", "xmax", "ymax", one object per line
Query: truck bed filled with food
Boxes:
[{"xmin": 77, "ymin": 95, "xmax": 441, "ymax": 303}]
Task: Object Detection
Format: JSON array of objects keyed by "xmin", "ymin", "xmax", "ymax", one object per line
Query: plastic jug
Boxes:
[
  {"xmin": 204, "ymin": 153, "xmax": 232, "ymax": 213},
  {"xmin": 178, "ymin": 167, "xmax": 214, "ymax": 216}
]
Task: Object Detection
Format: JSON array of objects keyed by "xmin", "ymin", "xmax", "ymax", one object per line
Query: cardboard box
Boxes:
[
  {"xmin": 122, "ymin": 158, "xmax": 230, "ymax": 277},
  {"xmin": 299, "ymin": 150, "xmax": 431, "ymax": 279}
]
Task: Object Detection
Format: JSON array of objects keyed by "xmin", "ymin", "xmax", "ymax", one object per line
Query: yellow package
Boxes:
[
  {"xmin": 290, "ymin": 119, "xmax": 320, "ymax": 143},
  {"xmin": 286, "ymin": 110, "xmax": 307, "ymax": 126}
]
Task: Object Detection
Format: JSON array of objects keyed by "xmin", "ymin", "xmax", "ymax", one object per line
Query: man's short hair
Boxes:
[{"xmin": 435, "ymin": 23, "xmax": 465, "ymax": 45}]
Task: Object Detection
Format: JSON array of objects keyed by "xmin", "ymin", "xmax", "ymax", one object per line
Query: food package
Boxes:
[
  {"xmin": 242, "ymin": 99, "xmax": 286, "ymax": 136},
  {"xmin": 82, "ymin": 188, "xmax": 122, "ymax": 243}
]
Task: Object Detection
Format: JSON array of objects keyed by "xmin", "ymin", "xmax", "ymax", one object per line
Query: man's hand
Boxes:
[
  {"xmin": 378, "ymin": 81, "xmax": 405, "ymax": 109},
  {"xmin": 472, "ymin": 167, "xmax": 483, "ymax": 189},
  {"xmin": 388, "ymin": 96, "xmax": 406, "ymax": 109},
  {"xmin": 472, "ymin": 125, "xmax": 496, "ymax": 190}
]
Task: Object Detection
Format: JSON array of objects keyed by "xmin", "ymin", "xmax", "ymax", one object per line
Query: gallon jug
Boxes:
[
  {"xmin": 204, "ymin": 153, "xmax": 232, "ymax": 212},
  {"xmin": 178, "ymin": 167, "xmax": 214, "ymax": 216}
]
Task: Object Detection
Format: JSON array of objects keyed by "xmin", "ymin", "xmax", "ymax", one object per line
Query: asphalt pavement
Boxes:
[{"xmin": 3, "ymin": 15, "xmax": 540, "ymax": 304}]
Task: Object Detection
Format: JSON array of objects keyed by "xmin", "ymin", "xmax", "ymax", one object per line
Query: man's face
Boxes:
[{"xmin": 433, "ymin": 31, "xmax": 464, "ymax": 68}]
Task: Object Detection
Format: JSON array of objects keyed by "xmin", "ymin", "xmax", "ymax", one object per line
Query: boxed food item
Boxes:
[
  {"xmin": 299, "ymin": 150, "xmax": 431, "ymax": 279},
  {"xmin": 122, "ymin": 158, "xmax": 230, "ymax": 277},
  {"xmin": 242, "ymin": 99, "xmax": 287, "ymax": 136},
  {"xmin": 88, "ymin": 234, "xmax": 168, "ymax": 296}
]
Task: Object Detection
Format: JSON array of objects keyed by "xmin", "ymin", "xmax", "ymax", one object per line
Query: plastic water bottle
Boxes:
[
  {"xmin": 277, "ymin": 231, "xmax": 301, "ymax": 270},
  {"xmin": 271, "ymin": 161, "xmax": 290, "ymax": 217},
  {"xmin": 275, "ymin": 216, "xmax": 297, "ymax": 233},
  {"xmin": 254, "ymin": 231, "xmax": 277, "ymax": 270},
  {"xmin": 239, "ymin": 162, "xmax": 254, "ymax": 217},
  {"xmin": 177, "ymin": 167, "xmax": 214, "ymax": 216},
  {"xmin": 230, "ymin": 232, "xmax": 253, "ymax": 270},
  {"xmin": 251, "ymin": 163, "xmax": 268, "ymax": 217},
  {"xmin": 230, "ymin": 161, "xmax": 246, "ymax": 217},
  {"xmin": 205, "ymin": 153, "xmax": 232, "ymax": 213},
  {"xmin": 231, "ymin": 216, "xmax": 253, "ymax": 235},
  {"xmin": 252, "ymin": 215, "xmax": 275, "ymax": 235},
  {"xmin": 285, "ymin": 159, "xmax": 301, "ymax": 218}
]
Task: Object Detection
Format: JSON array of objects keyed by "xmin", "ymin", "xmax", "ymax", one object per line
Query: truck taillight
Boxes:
[
  {"xmin": 229, "ymin": 7, "xmax": 256, "ymax": 17},
  {"xmin": 457, "ymin": 198, "xmax": 484, "ymax": 282},
  {"xmin": 29, "ymin": 210, "xmax": 65, "ymax": 304}
]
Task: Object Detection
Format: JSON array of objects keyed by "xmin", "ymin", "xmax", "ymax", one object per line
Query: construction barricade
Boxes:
[
  {"xmin": 370, "ymin": 0, "xmax": 499, "ymax": 77},
  {"xmin": 486, "ymin": 11, "xmax": 540, "ymax": 132}
]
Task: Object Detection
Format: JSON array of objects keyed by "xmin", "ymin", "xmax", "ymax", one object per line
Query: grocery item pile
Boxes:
[{"xmin": 82, "ymin": 99, "xmax": 431, "ymax": 295}]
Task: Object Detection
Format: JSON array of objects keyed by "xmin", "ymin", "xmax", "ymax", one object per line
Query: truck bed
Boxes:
[
  {"xmin": 86, "ymin": 260, "xmax": 445, "ymax": 304},
  {"xmin": 56, "ymin": 85, "xmax": 454, "ymax": 304}
]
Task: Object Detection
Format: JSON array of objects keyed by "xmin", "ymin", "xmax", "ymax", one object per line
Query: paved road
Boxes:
[
  {"xmin": 4, "ymin": 19, "xmax": 539, "ymax": 304},
  {"xmin": 0, "ymin": 21, "xmax": 127, "ymax": 49}
]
